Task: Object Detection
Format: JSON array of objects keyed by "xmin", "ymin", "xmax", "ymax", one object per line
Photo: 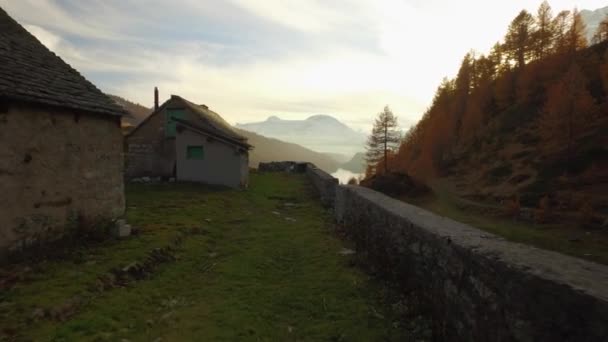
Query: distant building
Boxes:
[
  {"xmin": 0, "ymin": 8, "xmax": 126, "ymax": 253},
  {"xmin": 126, "ymin": 92, "xmax": 252, "ymax": 188}
]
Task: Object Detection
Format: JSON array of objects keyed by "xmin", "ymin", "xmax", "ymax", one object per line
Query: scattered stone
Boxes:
[
  {"xmin": 30, "ymin": 307, "xmax": 46, "ymax": 320},
  {"xmin": 204, "ymin": 218, "xmax": 212, "ymax": 223},
  {"xmin": 141, "ymin": 177, "xmax": 151, "ymax": 182},
  {"xmin": 285, "ymin": 217, "xmax": 297, "ymax": 222},
  {"xmin": 272, "ymin": 211, "xmax": 281, "ymax": 216},
  {"xmin": 208, "ymin": 252, "xmax": 218, "ymax": 258},
  {"xmin": 339, "ymin": 248, "xmax": 355, "ymax": 256},
  {"xmin": 287, "ymin": 326, "xmax": 294, "ymax": 333},
  {"xmin": 113, "ymin": 219, "xmax": 132, "ymax": 238}
]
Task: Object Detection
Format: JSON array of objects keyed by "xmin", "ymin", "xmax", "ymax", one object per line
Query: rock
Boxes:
[
  {"xmin": 30, "ymin": 307, "xmax": 46, "ymax": 320},
  {"xmin": 204, "ymin": 218, "xmax": 212, "ymax": 223},
  {"xmin": 339, "ymin": 248, "xmax": 355, "ymax": 256},
  {"xmin": 285, "ymin": 217, "xmax": 297, "ymax": 222},
  {"xmin": 141, "ymin": 177, "xmax": 151, "ymax": 182},
  {"xmin": 272, "ymin": 211, "xmax": 281, "ymax": 216},
  {"xmin": 113, "ymin": 219, "xmax": 131, "ymax": 238}
]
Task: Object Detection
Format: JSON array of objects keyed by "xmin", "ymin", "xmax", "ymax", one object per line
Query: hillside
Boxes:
[
  {"xmin": 390, "ymin": 6, "xmax": 608, "ymax": 225},
  {"xmin": 236, "ymin": 128, "xmax": 339, "ymax": 172},
  {"xmin": 108, "ymin": 94, "xmax": 151, "ymax": 129},
  {"xmin": 340, "ymin": 152, "xmax": 365, "ymax": 173},
  {"xmin": 236, "ymin": 115, "xmax": 366, "ymax": 156}
]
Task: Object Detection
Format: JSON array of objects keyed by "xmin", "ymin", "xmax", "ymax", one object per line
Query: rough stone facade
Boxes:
[
  {"xmin": 125, "ymin": 102, "xmax": 176, "ymax": 178},
  {"xmin": 305, "ymin": 164, "xmax": 338, "ymax": 208},
  {"xmin": 0, "ymin": 103, "xmax": 125, "ymax": 253},
  {"xmin": 296, "ymin": 161, "xmax": 608, "ymax": 341}
]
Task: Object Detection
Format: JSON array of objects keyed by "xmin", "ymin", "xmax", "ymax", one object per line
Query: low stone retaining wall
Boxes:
[
  {"xmin": 335, "ymin": 185, "xmax": 608, "ymax": 341},
  {"xmin": 305, "ymin": 164, "xmax": 338, "ymax": 208},
  {"xmin": 259, "ymin": 161, "xmax": 608, "ymax": 340}
]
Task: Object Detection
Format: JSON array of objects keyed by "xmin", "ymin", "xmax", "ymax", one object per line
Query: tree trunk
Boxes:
[{"xmin": 384, "ymin": 124, "xmax": 388, "ymax": 173}]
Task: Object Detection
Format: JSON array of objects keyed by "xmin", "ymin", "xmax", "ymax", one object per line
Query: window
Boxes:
[
  {"xmin": 186, "ymin": 145, "xmax": 204, "ymax": 160},
  {"xmin": 166, "ymin": 109, "xmax": 185, "ymax": 137}
]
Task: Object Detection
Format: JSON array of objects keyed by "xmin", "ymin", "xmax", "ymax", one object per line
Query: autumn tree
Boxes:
[
  {"xmin": 504, "ymin": 10, "xmax": 536, "ymax": 68},
  {"xmin": 539, "ymin": 64, "xmax": 597, "ymax": 160},
  {"xmin": 592, "ymin": 15, "xmax": 608, "ymax": 44},
  {"xmin": 553, "ymin": 10, "xmax": 571, "ymax": 53},
  {"xmin": 565, "ymin": 9, "xmax": 588, "ymax": 53},
  {"xmin": 365, "ymin": 106, "xmax": 401, "ymax": 174},
  {"xmin": 534, "ymin": 1, "xmax": 555, "ymax": 59}
]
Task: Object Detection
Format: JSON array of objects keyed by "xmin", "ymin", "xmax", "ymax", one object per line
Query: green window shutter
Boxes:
[
  {"xmin": 187, "ymin": 145, "xmax": 204, "ymax": 160},
  {"xmin": 166, "ymin": 109, "xmax": 186, "ymax": 137}
]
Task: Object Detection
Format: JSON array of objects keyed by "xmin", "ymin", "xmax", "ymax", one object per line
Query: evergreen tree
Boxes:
[
  {"xmin": 504, "ymin": 10, "xmax": 536, "ymax": 68},
  {"xmin": 540, "ymin": 64, "xmax": 597, "ymax": 159},
  {"xmin": 365, "ymin": 106, "xmax": 401, "ymax": 174},
  {"xmin": 534, "ymin": 1, "xmax": 555, "ymax": 59}
]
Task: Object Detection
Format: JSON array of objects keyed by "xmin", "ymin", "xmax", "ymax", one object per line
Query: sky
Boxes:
[{"xmin": 1, "ymin": 0, "xmax": 606, "ymax": 132}]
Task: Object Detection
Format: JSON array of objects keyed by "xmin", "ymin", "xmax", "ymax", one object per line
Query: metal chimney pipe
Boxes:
[{"xmin": 154, "ymin": 87, "xmax": 159, "ymax": 111}]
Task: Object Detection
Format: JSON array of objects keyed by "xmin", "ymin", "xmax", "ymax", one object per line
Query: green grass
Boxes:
[
  {"xmin": 406, "ymin": 186, "xmax": 608, "ymax": 265},
  {"xmin": 0, "ymin": 173, "xmax": 421, "ymax": 341}
]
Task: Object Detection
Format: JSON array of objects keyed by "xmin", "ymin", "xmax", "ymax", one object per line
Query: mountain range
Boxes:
[
  {"xmin": 235, "ymin": 115, "xmax": 366, "ymax": 156},
  {"xmin": 110, "ymin": 95, "xmax": 340, "ymax": 172},
  {"xmin": 582, "ymin": 6, "xmax": 608, "ymax": 41}
]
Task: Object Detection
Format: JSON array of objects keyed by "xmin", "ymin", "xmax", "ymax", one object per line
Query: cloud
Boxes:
[{"xmin": 3, "ymin": 0, "xmax": 608, "ymax": 134}]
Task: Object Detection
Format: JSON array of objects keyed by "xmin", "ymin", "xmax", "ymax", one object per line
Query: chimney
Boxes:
[{"xmin": 154, "ymin": 87, "xmax": 159, "ymax": 111}]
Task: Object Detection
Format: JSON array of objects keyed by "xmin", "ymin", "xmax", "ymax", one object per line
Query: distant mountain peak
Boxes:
[
  {"xmin": 306, "ymin": 114, "xmax": 337, "ymax": 122},
  {"xmin": 266, "ymin": 115, "xmax": 281, "ymax": 122}
]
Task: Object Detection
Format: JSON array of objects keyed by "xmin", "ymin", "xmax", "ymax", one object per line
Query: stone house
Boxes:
[
  {"xmin": 0, "ymin": 8, "xmax": 126, "ymax": 253},
  {"xmin": 126, "ymin": 93, "xmax": 252, "ymax": 188}
]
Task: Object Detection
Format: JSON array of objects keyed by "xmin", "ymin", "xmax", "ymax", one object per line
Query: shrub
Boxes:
[
  {"xmin": 504, "ymin": 194, "xmax": 521, "ymax": 218},
  {"xmin": 347, "ymin": 177, "xmax": 358, "ymax": 185},
  {"xmin": 578, "ymin": 201, "xmax": 595, "ymax": 228},
  {"xmin": 534, "ymin": 195, "xmax": 552, "ymax": 224},
  {"xmin": 360, "ymin": 172, "xmax": 430, "ymax": 198}
]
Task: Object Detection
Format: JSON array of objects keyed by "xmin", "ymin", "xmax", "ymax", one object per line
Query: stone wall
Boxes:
[
  {"xmin": 125, "ymin": 106, "xmax": 176, "ymax": 179},
  {"xmin": 334, "ymin": 185, "xmax": 608, "ymax": 341},
  {"xmin": 0, "ymin": 102, "xmax": 125, "ymax": 253},
  {"xmin": 255, "ymin": 160, "xmax": 608, "ymax": 340},
  {"xmin": 305, "ymin": 164, "xmax": 338, "ymax": 208}
]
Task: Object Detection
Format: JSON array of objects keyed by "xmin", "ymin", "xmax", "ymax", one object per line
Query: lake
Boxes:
[{"xmin": 331, "ymin": 168, "xmax": 363, "ymax": 184}]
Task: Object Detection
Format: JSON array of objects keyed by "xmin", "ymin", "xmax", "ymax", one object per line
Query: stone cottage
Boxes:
[
  {"xmin": 0, "ymin": 8, "xmax": 126, "ymax": 253},
  {"xmin": 126, "ymin": 93, "xmax": 252, "ymax": 188}
]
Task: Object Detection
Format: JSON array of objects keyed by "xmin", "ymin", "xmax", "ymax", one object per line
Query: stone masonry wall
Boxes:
[
  {"xmin": 0, "ymin": 103, "xmax": 125, "ymax": 253},
  {"xmin": 297, "ymin": 160, "xmax": 608, "ymax": 340}
]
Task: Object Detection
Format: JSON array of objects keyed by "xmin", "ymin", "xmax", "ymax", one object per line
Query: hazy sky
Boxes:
[{"xmin": 1, "ymin": 0, "xmax": 605, "ymax": 131}]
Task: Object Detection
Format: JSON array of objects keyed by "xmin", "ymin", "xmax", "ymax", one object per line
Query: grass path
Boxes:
[{"xmin": 1, "ymin": 173, "xmax": 416, "ymax": 341}]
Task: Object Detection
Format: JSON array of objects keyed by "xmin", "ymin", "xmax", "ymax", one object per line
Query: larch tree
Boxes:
[
  {"xmin": 365, "ymin": 106, "xmax": 401, "ymax": 174},
  {"xmin": 592, "ymin": 15, "xmax": 608, "ymax": 44},
  {"xmin": 540, "ymin": 63, "xmax": 597, "ymax": 160},
  {"xmin": 504, "ymin": 10, "xmax": 536, "ymax": 69},
  {"xmin": 534, "ymin": 1, "xmax": 555, "ymax": 59},
  {"xmin": 553, "ymin": 10, "xmax": 571, "ymax": 54},
  {"xmin": 566, "ymin": 9, "xmax": 588, "ymax": 53}
]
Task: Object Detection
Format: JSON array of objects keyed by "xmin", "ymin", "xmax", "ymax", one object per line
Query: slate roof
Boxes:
[
  {"xmin": 127, "ymin": 94, "xmax": 249, "ymax": 144},
  {"xmin": 175, "ymin": 96, "xmax": 247, "ymax": 142},
  {"xmin": 174, "ymin": 118, "xmax": 252, "ymax": 150},
  {"xmin": 0, "ymin": 7, "xmax": 125, "ymax": 116}
]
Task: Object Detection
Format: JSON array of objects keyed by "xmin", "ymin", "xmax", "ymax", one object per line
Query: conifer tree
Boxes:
[
  {"xmin": 504, "ymin": 10, "xmax": 536, "ymax": 68},
  {"xmin": 540, "ymin": 64, "xmax": 597, "ymax": 159},
  {"xmin": 365, "ymin": 106, "xmax": 401, "ymax": 174},
  {"xmin": 534, "ymin": 1, "xmax": 555, "ymax": 59}
]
